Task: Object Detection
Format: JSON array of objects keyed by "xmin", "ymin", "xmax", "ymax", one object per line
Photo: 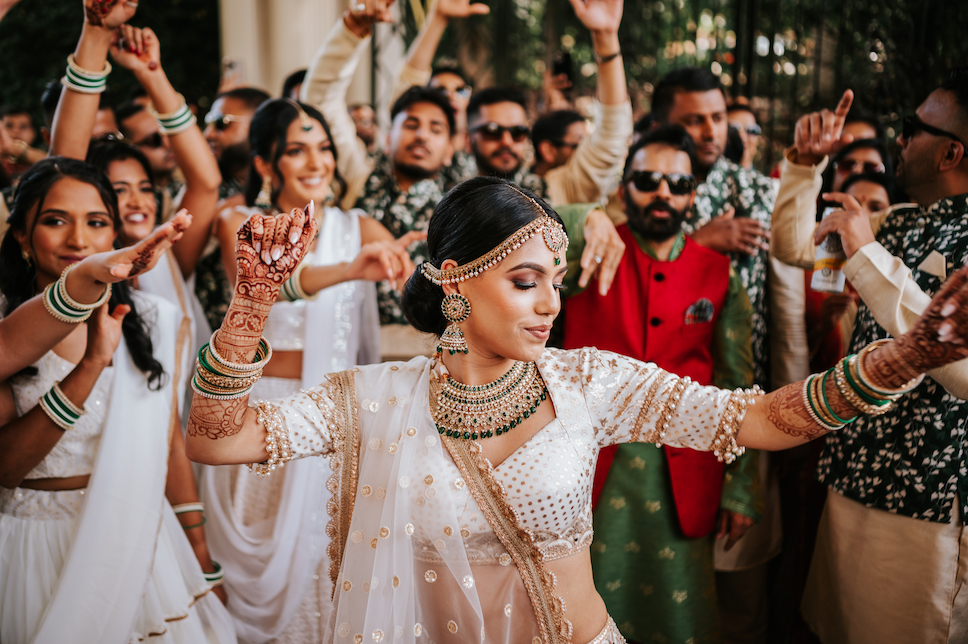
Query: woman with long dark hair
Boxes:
[
  {"xmin": 50, "ymin": 10, "xmax": 223, "ymax": 417},
  {"xmin": 0, "ymin": 158, "xmax": 234, "ymax": 643},
  {"xmin": 186, "ymin": 176, "xmax": 968, "ymax": 643},
  {"xmin": 203, "ymin": 97, "xmax": 418, "ymax": 642}
]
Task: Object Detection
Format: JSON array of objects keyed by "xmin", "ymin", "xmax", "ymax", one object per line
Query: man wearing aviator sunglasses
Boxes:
[
  {"xmin": 564, "ymin": 124, "xmax": 757, "ymax": 643},
  {"xmin": 773, "ymin": 74, "xmax": 968, "ymax": 643}
]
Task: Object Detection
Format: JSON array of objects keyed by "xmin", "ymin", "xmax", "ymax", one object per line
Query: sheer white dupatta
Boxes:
[
  {"xmin": 30, "ymin": 293, "xmax": 177, "ymax": 643},
  {"xmin": 200, "ymin": 207, "xmax": 380, "ymax": 643}
]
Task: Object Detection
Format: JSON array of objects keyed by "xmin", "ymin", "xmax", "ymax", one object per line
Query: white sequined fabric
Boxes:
[{"xmin": 9, "ymin": 351, "xmax": 113, "ymax": 479}]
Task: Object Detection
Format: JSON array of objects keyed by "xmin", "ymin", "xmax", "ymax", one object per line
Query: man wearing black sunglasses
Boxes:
[
  {"xmin": 774, "ymin": 74, "xmax": 968, "ymax": 643},
  {"xmin": 203, "ymin": 87, "xmax": 271, "ymax": 199},
  {"xmin": 410, "ymin": 0, "xmax": 632, "ymax": 208},
  {"xmin": 564, "ymin": 124, "xmax": 758, "ymax": 644}
]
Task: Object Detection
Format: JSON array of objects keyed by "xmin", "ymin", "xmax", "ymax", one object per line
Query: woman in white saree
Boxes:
[
  {"xmin": 187, "ymin": 177, "xmax": 968, "ymax": 644},
  {"xmin": 0, "ymin": 158, "xmax": 235, "ymax": 644}
]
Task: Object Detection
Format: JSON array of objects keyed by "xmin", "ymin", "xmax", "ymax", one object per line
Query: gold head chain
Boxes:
[
  {"xmin": 422, "ymin": 188, "xmax": 568, "ymax": 286},
  {"xmin": 284, "ymin": 98, "xmax": 314, "ymax": 132}
]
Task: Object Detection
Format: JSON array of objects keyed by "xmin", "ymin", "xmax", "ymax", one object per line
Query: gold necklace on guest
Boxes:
[{"xmin": 430, "ymin": 359, "xmax": 548, "ymax": 441}]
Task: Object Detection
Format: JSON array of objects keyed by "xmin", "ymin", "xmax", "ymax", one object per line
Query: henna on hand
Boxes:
[
  {"xmin": 213, "ymin": 209, "xmax": 319, "ymax": 362},
  {"xmin": 187, "ymin": 395, "xmax": 248, "ymax": 440},
  {"xmin": 869, "ymin": 267, "xmax": 968, "ymax": 386},
  {"xmin": 766, "ymin": 383, "xmax": 829, "ymax": 441}
]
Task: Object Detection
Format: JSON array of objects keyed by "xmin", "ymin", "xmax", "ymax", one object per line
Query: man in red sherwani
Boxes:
[{"xmin": 563, "ymin": 124, "xmax": 761, "ymax": 643}]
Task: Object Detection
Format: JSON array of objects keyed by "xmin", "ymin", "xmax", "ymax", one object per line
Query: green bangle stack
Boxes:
[
  {"xmin": 43, "ymin": 263, "xmax": 112, "ymax": 323},
  {"xmin": 203, "ymin": 561, "xmax": 224, "ymax": 587},
  {"xmin": 39, "ymin": 382, "xmax": 86, "ymax": 431},
  {"xmin": 191, "ymin": 334, "xmax": 272, "ymax": 400},
  {"xmin": 156, "ymin": 102, "xmax": 196, "ymax": 135}
]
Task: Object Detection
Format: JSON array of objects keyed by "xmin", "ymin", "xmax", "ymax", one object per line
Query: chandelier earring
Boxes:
[
  {"xmin": 438, "ymin": 293, "xmax": 470, "ymax": 355},
  {"xmin": 255, "ymin": 175, "xmax": 273, "ymax": 211},
  {"xmin": 21, "ymin": 250, "xmax": 32, "ymax": 267}
]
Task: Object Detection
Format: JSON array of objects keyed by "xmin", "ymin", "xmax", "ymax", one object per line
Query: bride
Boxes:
[{"xmin": 187, "ymin": 177, "xmax": 968, "ymax": 644}]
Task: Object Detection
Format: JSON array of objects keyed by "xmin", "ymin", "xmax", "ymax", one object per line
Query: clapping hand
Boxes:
[
  {"xmin": 110, "ymin": 24, "xmax": 160, "ymax": 72},
  {"xmin": 83, "ymin": 0, "xmax": 136, "ymax": 29},
  {"xmin": 691, "ymin": 206, "xmax": 771, "ymax": 256}
]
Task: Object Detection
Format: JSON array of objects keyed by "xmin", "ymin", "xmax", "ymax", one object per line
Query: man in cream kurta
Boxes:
[{"xmin": 770, "ymin": 77, "xmax": 968, "ymax": 643}]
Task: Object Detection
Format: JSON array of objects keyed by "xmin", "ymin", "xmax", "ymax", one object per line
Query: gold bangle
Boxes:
[
  {"xmin": 208, "ymin": 332, "xmax": 272, "ymax": 373},
  {"xmin": 855, "ymin": 340, "xmax": 923, "ymax": 397},
  {"xmin": 834, "ymin": 360, "xmax": 894, "ymax": 416},
  {"xmin": 58, "ymin": 263, "xmax": 112, "ymax": 311},
  {"xmin": 196, "ymin": 358, "xmax": 263, "ymax": 389},
  {"xmin": 810, "ymin": 371, "xmax": 842, "ymax": 427}
]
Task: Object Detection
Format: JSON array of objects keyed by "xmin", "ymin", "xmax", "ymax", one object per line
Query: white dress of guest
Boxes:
[
  {"xmin": 200, "ymin": 205, "xmax": 380, "ymax": 643},
  {"xmin": 137, "ymin": 247, "xmax": 213, "ymax": 418},
  {"xmin": 0, "ymin": 292, "xmax": 236, "ymax": 644}
]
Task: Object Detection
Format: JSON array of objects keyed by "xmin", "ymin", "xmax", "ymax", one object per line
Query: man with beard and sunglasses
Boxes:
[
  {"xmin": 562, "ymin": 125, "xmax": 760, "ymax": 644},
  {"xmin": 770, "ymin": 73, "xmax": 968, "ymax": 644}
]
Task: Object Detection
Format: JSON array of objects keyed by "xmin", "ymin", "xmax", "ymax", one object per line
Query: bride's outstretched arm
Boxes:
[
  {"xmin": 738, "ymin": 267, "xmax": 968, "ymax": 450},
  {"xmin": 186, "ymin": 205, "xmax": 318, "ymax": 465}
]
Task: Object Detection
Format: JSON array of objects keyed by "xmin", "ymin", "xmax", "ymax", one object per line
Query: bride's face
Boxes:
[{"xmin": 444, "ymin": 234, "xmax": 566, "ymax": 363}]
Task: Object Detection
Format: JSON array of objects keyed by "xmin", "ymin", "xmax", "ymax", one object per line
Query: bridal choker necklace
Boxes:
[{"xmin": 430, "ymin": 360, "xmax": 548, "ymax": 440}]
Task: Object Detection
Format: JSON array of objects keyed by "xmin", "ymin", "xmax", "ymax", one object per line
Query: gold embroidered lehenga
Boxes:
[{"xmin": 253, "ymin": 347, "xmax": 753, "ymax": 644}]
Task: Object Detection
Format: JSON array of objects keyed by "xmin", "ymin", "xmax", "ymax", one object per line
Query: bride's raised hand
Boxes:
[{"xmin": 236, "ymin": 201, "xmax": 319, "ymax": 296}]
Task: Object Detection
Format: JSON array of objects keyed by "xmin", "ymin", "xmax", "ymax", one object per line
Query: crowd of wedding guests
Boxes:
[{"xmin": 1, "ymin": 0, "xmax": 967, "ymax": 642}]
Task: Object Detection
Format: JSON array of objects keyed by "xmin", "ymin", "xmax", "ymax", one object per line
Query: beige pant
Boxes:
[{"xmin": 803, "ymin": 490, "xmax": 968, "ymax": 644}]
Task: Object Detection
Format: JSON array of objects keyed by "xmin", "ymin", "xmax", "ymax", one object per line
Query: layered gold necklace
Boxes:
[{"xmin": 430, "ymin": 360, "xmax": 548, "ymax": 440}]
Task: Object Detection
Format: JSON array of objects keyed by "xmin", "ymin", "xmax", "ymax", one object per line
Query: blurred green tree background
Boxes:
[
  {"xmin": 0, "ymin": 0, "xmax": 220, "ymax": 121},
  {"xmin": 2, "ymin": 0, "xmax": 966, "ymax": 165}
]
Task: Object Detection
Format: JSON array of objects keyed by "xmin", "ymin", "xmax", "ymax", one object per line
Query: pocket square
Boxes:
[
  {"xmin": 918, "ymin": 250, "xmax": 947, "ymax": 280},
  {"xmin": 684, "ymin": 298, "xmax": 715, "ymax": 325}
]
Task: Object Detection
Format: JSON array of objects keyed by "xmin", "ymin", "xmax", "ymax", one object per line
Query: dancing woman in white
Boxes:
[
  {"xmin": 187, "ymin": 177, "xmax": 968, "ymax": 644},
  {"xmin": 204, "ymin": 98, "xmax": 416, "ymax": 643},
  {"xmin": 0, "ymin": 159, "xmax": 235, "ymax": 643}
]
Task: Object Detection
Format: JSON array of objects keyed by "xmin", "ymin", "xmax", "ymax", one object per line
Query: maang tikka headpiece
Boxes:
[
  {"xmin": 422, "ymin": 189, "xmax": 568, "ymax": 286},
  {"xmin": 284, "ymin": 98, "xmax": 314, "ymax": 132}
]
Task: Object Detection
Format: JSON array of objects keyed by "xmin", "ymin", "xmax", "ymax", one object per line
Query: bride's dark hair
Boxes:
[{"xmin": 402, "ymin": 176, "xmax": 564, "ymax": 336}]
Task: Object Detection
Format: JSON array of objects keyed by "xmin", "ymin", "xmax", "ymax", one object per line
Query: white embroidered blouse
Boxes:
[{"xmin": 252, "ymin": 347, "xmax": 753, "ymax": 644}]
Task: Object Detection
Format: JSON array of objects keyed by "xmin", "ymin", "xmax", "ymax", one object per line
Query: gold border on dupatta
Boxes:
[{"xmin": 316, "ymin": 370, "xmax": 361, "ymax": 597}]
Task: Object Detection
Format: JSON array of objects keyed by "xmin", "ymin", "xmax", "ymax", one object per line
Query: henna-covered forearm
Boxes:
[
  {"xmin": 216, "ymin": 279, "xmax": 276, "ymax": 362},
  {"xmin": 762, "ymin": 372, "xmax": 856, "ymax": 441},
  {"xmin": 864, "ymin": 268, "xmax": 968, "ymax": 387},
  {"xmin": 186, "ymin": 394, "xmax": 248, "ymax": 440}
]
